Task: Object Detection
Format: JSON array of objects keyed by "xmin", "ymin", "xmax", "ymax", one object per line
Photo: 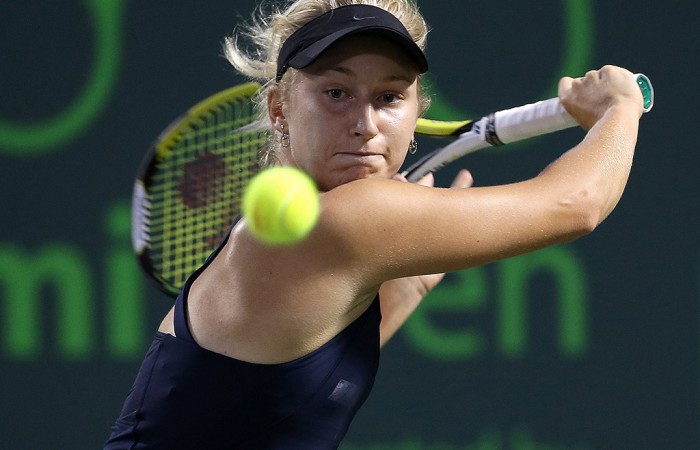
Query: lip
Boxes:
[
  {"xmin": 335, "ymin": 151, "xmax": 383, "ymax": 158},
  {"xmin": 334, "ymin": 152, "xmax": 384, "ymax": 164}
]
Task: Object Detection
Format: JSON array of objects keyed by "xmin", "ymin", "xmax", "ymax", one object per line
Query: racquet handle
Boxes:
[
  {"xmin": 483, "ymin": 72, "xmax": 653, "ymax": 143},
  {"xmin": 403, "ymin": 73, "xmax": 653, "ymax": 182}
]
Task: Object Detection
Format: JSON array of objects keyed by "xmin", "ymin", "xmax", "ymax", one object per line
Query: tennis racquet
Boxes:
[
  {"xmin": 132, "ymin": 82, "xmax": 265, "ymax": 297},
  {"xmin": 132, "ymin": 75, "xmax": 653, "ymax": 297}
]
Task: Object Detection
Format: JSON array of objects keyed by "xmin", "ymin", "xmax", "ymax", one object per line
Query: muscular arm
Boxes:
[{"xmin": 316, "ymin": 65, "xmax": 643, "ymax": 301}]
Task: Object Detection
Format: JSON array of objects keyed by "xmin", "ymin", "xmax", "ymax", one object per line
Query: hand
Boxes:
[{"xmin": 558, "ymin": 65, "xmax": 645, "ymax": 130}]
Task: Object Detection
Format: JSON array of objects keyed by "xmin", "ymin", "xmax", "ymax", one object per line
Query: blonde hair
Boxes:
[{"xmin": 223, "ymin": 0, "xmax": 430, "ymax": 167}]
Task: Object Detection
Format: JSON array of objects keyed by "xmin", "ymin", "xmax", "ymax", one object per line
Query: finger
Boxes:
[
  {"xmin": 392, "ymin": 172, "xmax": 408, "ymax": 183},
  {"xmin": 558, "ymin": 76, "xmax": 574, "ymax": 98},
  {"xmin": 451, "ymin": 169, "xmax": 474, "ymax": 188},
  {"xmin": 416, "ymin": 172, "xmax": 435, "ymax": 187}
]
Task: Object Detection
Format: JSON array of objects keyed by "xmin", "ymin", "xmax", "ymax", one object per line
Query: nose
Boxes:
[{"xmin": 351, "ymin": 104, "xmax": 379, "ymax": 139}]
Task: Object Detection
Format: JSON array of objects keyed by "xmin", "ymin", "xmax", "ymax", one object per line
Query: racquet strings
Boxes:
[{"xmin": 146, "ymin": 91, "xmax": 266, "ymax": 295}]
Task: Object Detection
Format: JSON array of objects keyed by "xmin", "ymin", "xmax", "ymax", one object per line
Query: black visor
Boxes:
[{"xmin": 276, "ymin": 4, "xmax": 428, "ymax": 81}]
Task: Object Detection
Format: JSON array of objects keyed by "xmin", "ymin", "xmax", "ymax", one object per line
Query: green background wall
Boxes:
[{"xmin": 1, "ymin": 1, "xmax": 697, "ymax": 448}]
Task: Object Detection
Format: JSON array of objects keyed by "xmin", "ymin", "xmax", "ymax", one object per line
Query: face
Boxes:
[{"xmin": 270, "ymin": 34, "xmax": 421, "ymax": 191}]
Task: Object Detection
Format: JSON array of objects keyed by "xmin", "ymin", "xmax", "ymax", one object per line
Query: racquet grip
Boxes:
[
  {"xmin": 490, "ymin": 98, "xmax": 574, "ymax": 145},
  {"xmin": 494, "ymin": 73, "xmax": 654, "ymax": 143}
]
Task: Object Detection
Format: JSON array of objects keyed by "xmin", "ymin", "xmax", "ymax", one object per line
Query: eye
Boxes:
[
  {"xmin": 326, "ymin": 88, "xmax": 345, "ymax": 99},
  {"xmin": 380, "ymin": 93, "xmax": 401, "ymax": 104}
]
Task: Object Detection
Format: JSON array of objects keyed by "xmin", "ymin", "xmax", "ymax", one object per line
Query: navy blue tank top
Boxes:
[{"xmin": 105, "ymin": 231, "xmax": 381, "ymax": 449}]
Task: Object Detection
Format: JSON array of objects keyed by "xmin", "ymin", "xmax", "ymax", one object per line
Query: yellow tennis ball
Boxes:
[{"xmin": 242, "ymin": 167, "xmax": 320, "ymax": 245}]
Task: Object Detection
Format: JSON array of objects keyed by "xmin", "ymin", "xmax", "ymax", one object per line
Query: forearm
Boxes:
[
  {"xmin": 538, "ymin": 104, "xmax": 641, "ymax": 225},
  {"xmin": 378, "ymin": 275, "xmax": 437, "ymax": 347}
]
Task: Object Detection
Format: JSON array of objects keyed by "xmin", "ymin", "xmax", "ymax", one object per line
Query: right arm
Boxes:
[
  {"xmin": 317, "ymin": 65, "xmax": 645, "ymax": 284},
  {"xmin": 539, "ymin": 65, "xmax": 645, "ymax": 224}
]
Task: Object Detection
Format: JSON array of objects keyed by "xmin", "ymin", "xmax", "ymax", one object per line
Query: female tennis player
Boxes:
[{"xmin": 105, "ymin": 0, "xmax": 645, "ymax": 448}]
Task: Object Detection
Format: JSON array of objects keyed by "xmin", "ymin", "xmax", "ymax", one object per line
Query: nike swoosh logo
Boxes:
[{"xmin": 352, "ymin": 15, "xmax": 376, "ymax": 21}]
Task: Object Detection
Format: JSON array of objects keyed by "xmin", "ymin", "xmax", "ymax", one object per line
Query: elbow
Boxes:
[
  {"xmin": 571, "ymin": 207, "xmax": 601, "ymax": 237},
  {"xmin": 558, "ymin": 189, "xmax": 607, "ymax": 240}
]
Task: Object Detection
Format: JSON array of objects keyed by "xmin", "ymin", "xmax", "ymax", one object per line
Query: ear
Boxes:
[{"xmin": 267, "ymin": 87, "xmax": 287, "ymax": 133}]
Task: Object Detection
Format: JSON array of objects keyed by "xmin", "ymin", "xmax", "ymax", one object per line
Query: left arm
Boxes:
[
  {"xmin": 379, "ymin": 170, "xmax": 473, "ymax": 346},
  {"xmin": 378, "ymin": 273, "xmax": 444, "ymax": 346}
]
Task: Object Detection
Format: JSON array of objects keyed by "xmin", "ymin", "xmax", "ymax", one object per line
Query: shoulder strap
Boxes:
[
  {"xmin": 173, "ymin": 218, "xmax": 239, "ymax": 341},
  {"xmin": 173, "ymin": 289, "xmax": 195, "ymax": 342}
]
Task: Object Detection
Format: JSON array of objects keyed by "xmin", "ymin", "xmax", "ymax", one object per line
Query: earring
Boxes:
[
  {"xmin": 280, "ymin": 124, "xmax": 290, "ymax": 148},
  {"xmin": 408, "ymin": 139, "xmax": 418, "ymax": 154}
]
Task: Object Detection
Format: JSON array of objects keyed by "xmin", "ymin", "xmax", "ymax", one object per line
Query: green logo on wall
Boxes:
[
  {"xmin": 0, "ymin": 0, "xmax": 592, "ymax": 156},
  {"xmin": 0, "ymin": 0, "xmax": 124, "ymax": 155}
]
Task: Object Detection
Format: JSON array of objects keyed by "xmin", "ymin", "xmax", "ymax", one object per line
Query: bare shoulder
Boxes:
[
  {"xmin": 184, "ymin": 214, "xmax": 377, "ymax": 363},
  {"xmin": 315, "ymin": 177, "xmax": 475, "ymax": 276}
]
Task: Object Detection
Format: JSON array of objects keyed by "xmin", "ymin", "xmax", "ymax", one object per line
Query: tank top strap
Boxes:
[
  {"xmin": 173, "ymin": 289, "xmax": 194, "ymax": 342},
  {"xmin": 173, "ymin": 218, "xmax": 238, "ymax": 342}
]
